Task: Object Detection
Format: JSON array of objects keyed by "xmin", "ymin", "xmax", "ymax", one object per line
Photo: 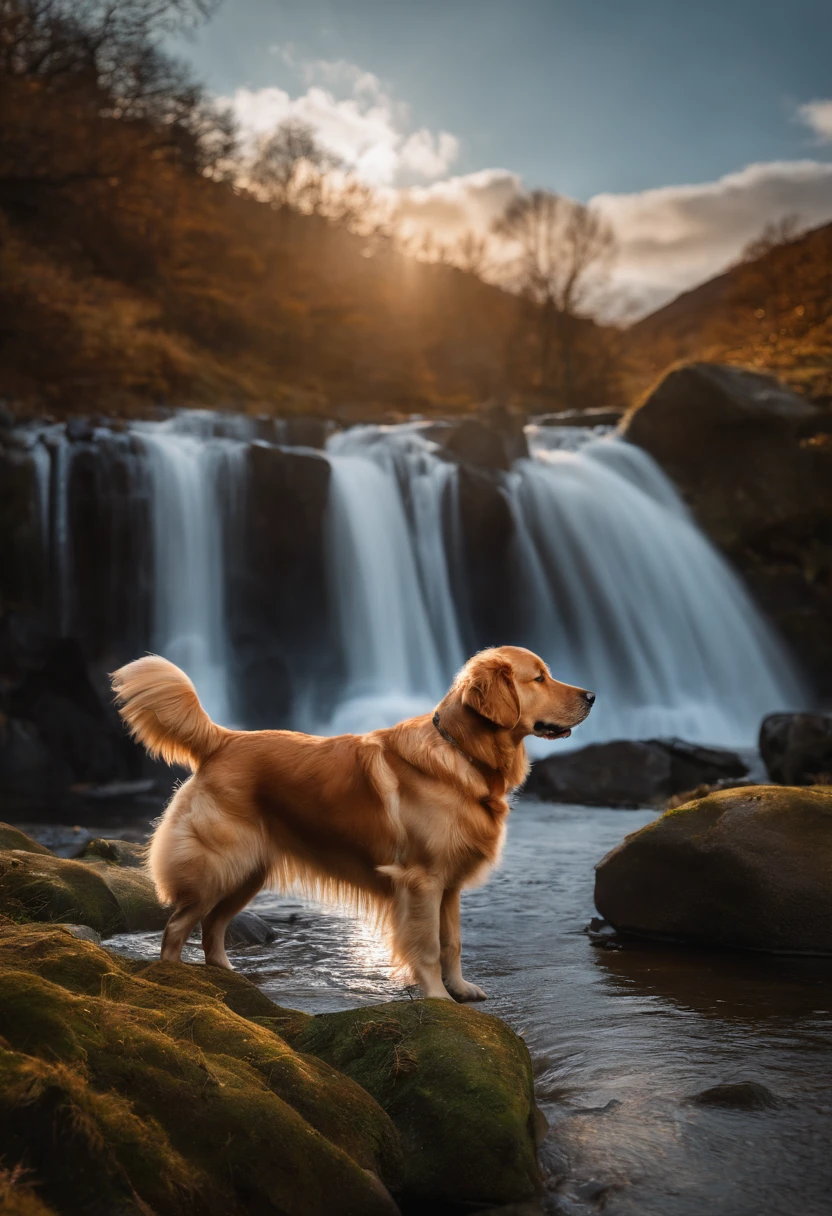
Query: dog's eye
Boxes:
[{"xmin": 534, "ymin": 673, "xmax": 545, "ymax": 683}]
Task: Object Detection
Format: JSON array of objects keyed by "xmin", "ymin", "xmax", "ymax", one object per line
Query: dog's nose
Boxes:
[{"xmin": 582, "ymin": 690, "xmax": 596, "ymax": 706}]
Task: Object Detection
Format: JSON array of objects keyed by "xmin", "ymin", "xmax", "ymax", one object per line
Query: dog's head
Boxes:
[{"xmin": 453, "ymin": 646, "xmax": 594, "ymax": 740}]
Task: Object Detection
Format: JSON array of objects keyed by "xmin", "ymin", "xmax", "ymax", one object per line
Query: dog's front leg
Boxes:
[
  {"xmin": 440, "ymin": 888, "xmax": 486, "ymax": 1002},
  {"xmin": 389, "ymin": 872, "xmax": 452, "ymax": 999}
]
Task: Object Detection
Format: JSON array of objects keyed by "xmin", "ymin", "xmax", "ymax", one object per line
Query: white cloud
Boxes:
[
  {"xmin": 222, "ymin": 55, "xmax": 457, "ymax": 186},
  {"xmin": 226, "ymin": 59, "xmax": 832, "ymax": 318},
  {"xmin": 398, "ymin": 130, "xmax": 460, "ymax": 179},
  {"xmin": 396, "ymin": 168, "xmax": 521, "ymax": 238},
  {"xmin": 797, "ymin": 99, "xmax": 832, "ymax": 143},
  {"xmin": 592, "ymin": 160, "xmax": 832, "ymax": 316}
]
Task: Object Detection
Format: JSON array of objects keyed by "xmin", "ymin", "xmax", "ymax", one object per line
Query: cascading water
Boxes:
[
  {"xmin": 322, "ymin": 426, "xmax": 464, "ymax": 734},
  {"xmin": 134, "ymin": 414, "xmax": 248, "ymax": 726},
  {"xmin": 20, "ymin": 410, "xmax": 807, "ymax": 751}
]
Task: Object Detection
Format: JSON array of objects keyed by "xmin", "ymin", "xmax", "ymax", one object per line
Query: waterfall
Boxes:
[
  {"xmin": 323, "ymin": 426, "xmax": 461, "ymax": 734},
  {"xmin": 510, "ymin": 431, "xmax": 805, "ymax": 753},
  {"xmin": 19, "ymin": 410, "xmax": 807, "ymax": 751},
  {"xmin": 135, "ymin": 415, "xmax": 248, "ymax": 726}
]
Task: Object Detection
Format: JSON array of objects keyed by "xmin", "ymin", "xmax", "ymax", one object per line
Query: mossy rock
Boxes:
[
  {"xmin": 0, "ymin": 825, "xmax": 52, "ymax": 855},
  {"xmin": 595, "ymin": 785, "xmax": 832, "ymax": 953},
  {"xmin": 77, "ymin": 838, "xmax": 148, "ymax": 868},
  {"xmin": 0, "ymin": 825, "xmax": 167, "ymax": 935},
  {"xmin": 289, "ymin": 999, "xmax": 544, "ymax": 1207},
  {"xmin": 0, "ymin": 923, "xmax": 402, "ymax": 1215},
  {"xmin": 83, "ymin": 859, "xmax": 168, "ymax": 932},
  {"xmin": 0, "ymin": 850, "xmax": 126, "ymax": 936}
]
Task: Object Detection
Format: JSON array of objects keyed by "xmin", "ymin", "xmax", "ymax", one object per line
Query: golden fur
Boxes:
[{"xmin": 111, "ymin": 646, "xmax": 593, "ymax": 999}]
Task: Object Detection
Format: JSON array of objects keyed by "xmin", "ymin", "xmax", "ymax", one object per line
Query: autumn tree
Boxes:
[{"xmin": 493, "ymin": 189, "xmax": 615, "ymax": 402}]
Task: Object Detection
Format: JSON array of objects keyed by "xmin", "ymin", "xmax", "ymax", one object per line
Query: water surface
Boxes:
[{"xmin": 108, "ymin": 801, "xmax": 832, "ymax": 1216}]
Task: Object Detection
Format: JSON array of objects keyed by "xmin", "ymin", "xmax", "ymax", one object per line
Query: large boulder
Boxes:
[
  {"xmin": 621, "ymin": 363, "xmax": 832, "ymax": 692},
  {"xmin": 0, "ymin": 826, "xmax": 277, "ymax": 944},
  {"xmin": 525, "ymin": 738, "xmax": 748, "ymax": 807},
  {"xmin": 594, "ymin": 785, "xmax": 832, "ymax": 953},
  {"xmin": 760, "ymin": 712, "xmax": 832, "ymax": 785},
  {"xmin": 0, "ymin": 923, "xmax": 401, "ymax": 1216},
  {"xmin": 288, "ymin": 999, "xmax": 544, "ymax": 1208},
  {"xmin": 0, "ymin": 825, "xmax": 165, "ymax": 935}
]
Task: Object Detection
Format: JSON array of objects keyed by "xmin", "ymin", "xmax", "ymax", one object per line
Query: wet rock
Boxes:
[
  {"xmin": 281, "ymin": 415, "xmax": 332, "ymax": 449},
  {"xmin": 453, "ymin": 464, "xmax": 518, "ymax": 648},
  {"xmin": 0, "ymin": 923, "xmax": 402, "ymax": 1216},
  {"xmin": 288, "ymin": 999, "xmax": 544, "ymax": 1208},
  {"xmin": 441, "ymin": 403, "xmax": 529, "ymax": 471},
  {"xmin": 525, "ymin": 738, "xmax": 748, "ymax": 807},
  {"xmin": 232, "ymin": 444, "xmax": 336, "ymax": 728},
  {"xmin": 595, "ymin": 785, "xmax": 832, "ymax": 953},
  {"xmin": 59, "ymin": 924, "xmax": 101, "ymax": 945},
  {"xmin": 688, "ymin": 1081, "xmax": 779, "ymax": 1111},
  {"xmin": 443, "ymin": 417, "xmax": 513, "ymax": 470},
  {"xmin": 226, "ymin": 909, "xmax": 276, "ymax": 947},
  {"xmin": 759, "ymin": 712, "xmax": 832, "ymax": 785},
  {"xmin": 621, "ymin": 362, "xmax": 832, "ymax": 694}
]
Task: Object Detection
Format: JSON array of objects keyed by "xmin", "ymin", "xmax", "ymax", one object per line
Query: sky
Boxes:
[{"xmin": 172, "ymin": 0, "xmax": 832, "ymax": 315}]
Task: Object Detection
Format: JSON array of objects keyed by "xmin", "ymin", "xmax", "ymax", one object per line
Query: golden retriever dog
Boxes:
[{"xmin": 111, "ymin": 646, "xmax": 594, "ymax": 1000}]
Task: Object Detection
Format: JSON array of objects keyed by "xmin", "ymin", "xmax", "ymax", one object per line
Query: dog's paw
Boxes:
[{"xmin": 448, "ymin": 980, "xmax": 487, "ymax": 1002}]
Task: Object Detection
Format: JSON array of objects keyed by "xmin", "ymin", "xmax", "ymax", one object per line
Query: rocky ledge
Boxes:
[
  {"xmin": 525, "ymin": 738, "xmax": 749, "ymax": 808},
  {"xmin": 0, "ymin": 827, "xmax": 544, "ymax": 1215},
  {"xmin": 595, "ymin": 784, "xmax": 832, "ymax": 954}
]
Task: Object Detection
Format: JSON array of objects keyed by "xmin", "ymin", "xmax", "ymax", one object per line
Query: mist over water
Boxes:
[{"xmin": 25, "ymin": 411, "xmax": 806, "ymax": 746}]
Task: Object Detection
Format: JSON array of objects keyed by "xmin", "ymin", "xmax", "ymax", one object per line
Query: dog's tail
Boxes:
[{"xmin": 111, "ymin": 655, "xmax": 227, "ymax": 771}]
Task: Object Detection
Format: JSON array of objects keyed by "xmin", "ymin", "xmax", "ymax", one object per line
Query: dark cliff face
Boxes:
[
  {"xmin": 622, "ymin": 363, "xmax": 832, "ymax": 696},
  {"xmin": 231, "ymin": 443, "xmax": 337, "ymax": 728}
]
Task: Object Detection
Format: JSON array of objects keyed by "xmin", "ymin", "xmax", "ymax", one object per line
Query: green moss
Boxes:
[
  {"xmin": 290, "ymin": 999, "xmax": 543, "ymax": 1206},
  {"xmin": 0, "ymin": 826, "xmax": 52, "ymax": 856},
  {"xmin": 0, "ymin": 852, "xmax": 125, "ymax": 936},
  {"xmin": 83, "ymin": 860, "xmax": 168, "ymax": 932},
  {"xmin": 0, "ymin": 923, "xmax": 401, "ymax": 1215},
  {"xmin": 0, "ymin": 844, "xmax": 169, "ymax": 936}
]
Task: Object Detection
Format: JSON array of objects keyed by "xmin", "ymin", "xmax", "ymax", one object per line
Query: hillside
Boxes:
[
  {"xmin": 0, "ymin": 1, "xmax": 620, "ymax": 420},
  {"xmin": 629, "ymin": 221, "xmax": 832, "ymax": 403}
]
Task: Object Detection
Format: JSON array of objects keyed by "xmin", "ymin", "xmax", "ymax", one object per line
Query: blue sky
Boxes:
[{"xmin": 173, "ymin": 0, "xmax": 832, "ymax": 312}]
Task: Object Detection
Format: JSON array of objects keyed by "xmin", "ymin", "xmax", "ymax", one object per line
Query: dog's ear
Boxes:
[{"xmin": 461, "ymin": 657, "xmax": 520, "ymax": 729}]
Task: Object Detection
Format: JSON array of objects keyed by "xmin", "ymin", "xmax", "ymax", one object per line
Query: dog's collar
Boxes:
[{"xmin": 432, "ymin": 711, "xmax": 479, "ymax": 768}]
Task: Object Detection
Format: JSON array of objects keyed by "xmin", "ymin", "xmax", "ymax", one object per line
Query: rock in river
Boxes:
[
  {"xmin": 0, "ymin": 922, "xmax": 401, "ymax": 1216},
  {"xmin": 525, "ymin": 738, "xmax": 748, "ymax": 807},
  {"xmin": 594, "ymin": 785, "xmax": 832, "ymax": 953},
  {"xmin": 288, "ymin": 998, "xmax": 544, "ymax": 1208},
  {"xmin": 0, "ymin": 921, "xmax": 544, "ymax": 1213},
  {"xmin": 759, "ymin": 712, "xmax": 832, "ymax": 785}
]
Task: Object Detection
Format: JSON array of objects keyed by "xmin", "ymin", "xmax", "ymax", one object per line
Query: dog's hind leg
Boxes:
[
  {"xmin": 161, "ymin": 901, "xmax": 209, "ymax": 963},
  {"xmin": 201, "ymin": 870, "xmax": 266, "ymax": 969}
]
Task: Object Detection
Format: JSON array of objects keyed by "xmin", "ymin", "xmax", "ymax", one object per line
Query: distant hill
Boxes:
[{"xmin": 628, "ymin": 222, "xmax": 832, "ymax": 402}]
